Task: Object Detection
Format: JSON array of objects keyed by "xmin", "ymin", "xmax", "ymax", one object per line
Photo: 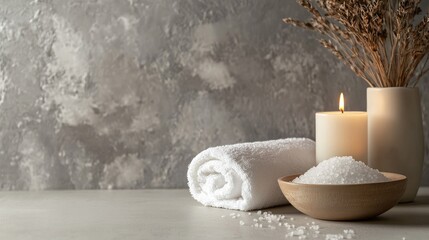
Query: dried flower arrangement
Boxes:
[{"xmin": 283, "ymin": 0, "xmax": 429, "ymax": 87}]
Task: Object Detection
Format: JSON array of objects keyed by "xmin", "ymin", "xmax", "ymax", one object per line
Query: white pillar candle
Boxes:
[{"xmin": 316, "ymin": 93, "xmax": 368, "ymax": 164}]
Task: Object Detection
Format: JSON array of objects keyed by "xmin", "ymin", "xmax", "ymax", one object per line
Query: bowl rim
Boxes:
[{"xmin": 278, "ymin": 172, "xmax": 407, "ymax": 187}]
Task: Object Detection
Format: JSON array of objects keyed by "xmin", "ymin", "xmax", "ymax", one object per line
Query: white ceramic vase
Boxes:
[{"xmin": 367, "ymin": 87, "xmax": 424, "ymax": 202}]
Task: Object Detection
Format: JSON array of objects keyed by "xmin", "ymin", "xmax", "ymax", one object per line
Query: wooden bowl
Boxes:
[{"xmin": 278, "ymin": 172, "xmax": 407, "ymax": 221}]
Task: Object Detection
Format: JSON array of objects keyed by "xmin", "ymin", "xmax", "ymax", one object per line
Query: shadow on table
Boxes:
[
  {"xmin": 351, "ymin": 193, "xmax": 429, "ymax": 227},
  {"xmin": 399, "ymin": 195, "xmax": 429, "ymax": 207},
  {"xmin": 360, "ymin": 211, "xmax": 429, "ymax": 227},
  {"xmin": 264, "ymin": 204, "xmax": 301, "ymax": 215}
]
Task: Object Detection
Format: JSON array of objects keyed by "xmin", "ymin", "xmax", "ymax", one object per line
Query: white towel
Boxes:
[{"xmin": 187, "ymin": 138, "xmax": 316, "ymax": 211}]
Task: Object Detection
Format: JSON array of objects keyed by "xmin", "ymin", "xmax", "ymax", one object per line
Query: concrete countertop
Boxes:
[{"xmin": 0, "ymin": 188, "xmax": 428, "ymax": 240}]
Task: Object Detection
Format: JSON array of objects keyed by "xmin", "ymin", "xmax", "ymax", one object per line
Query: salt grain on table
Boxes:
[{"xmin": 224, "ymin": 210, "xmax": 356, "ymax": 239}]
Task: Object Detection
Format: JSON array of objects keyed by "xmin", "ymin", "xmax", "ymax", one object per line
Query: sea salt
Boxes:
[
  {"xmin": 310, "ymin": 224, "xmax": 319, "ymax": 230},
  {"xmin": 291, "ymin": 229, "xmax": 305, "ymax": 236},
  {"xmin": 223, "ymin": 211, "xmax": 356, "ymax": 239},
  {"xmin": 293, "ymin": 156, "xmax": 388, "ymax": 184},
  {"xmin": 326, "ymin": 234, "xmax": 344, "ymax": 240}
]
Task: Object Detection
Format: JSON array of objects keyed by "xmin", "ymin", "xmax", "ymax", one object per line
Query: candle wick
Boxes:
[{"xmin": 341, "ymin": 109, "xmax": 344, "ymax": 114}]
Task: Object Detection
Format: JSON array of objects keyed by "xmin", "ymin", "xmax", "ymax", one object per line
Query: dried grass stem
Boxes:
[{"xmin": 283, "ymin": 0, "xmax": 429, "ymax": 87}]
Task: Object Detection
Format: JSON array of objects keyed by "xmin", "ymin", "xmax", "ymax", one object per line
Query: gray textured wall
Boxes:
[{"xmin": 0, "ymin": 0, "xmax": 428, "ymax": 190}]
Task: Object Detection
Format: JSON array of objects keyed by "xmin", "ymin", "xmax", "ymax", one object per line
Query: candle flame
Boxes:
[{"xmin": 339, "ymin": 93, "xmax": 344, "ymax": 113}]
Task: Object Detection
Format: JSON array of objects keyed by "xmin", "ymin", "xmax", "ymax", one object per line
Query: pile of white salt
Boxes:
[{"xmin": 293, "ymin": 156, "xmax": 389, "ymax": 184}]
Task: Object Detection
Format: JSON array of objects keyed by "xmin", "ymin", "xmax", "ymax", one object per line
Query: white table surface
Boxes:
[{"xmin": 0, "ymin": 188, "xmax": 428, "ymax": 240}]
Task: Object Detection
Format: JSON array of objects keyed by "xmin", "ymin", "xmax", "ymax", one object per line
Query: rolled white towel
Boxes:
[{"xmin": 187, "ymin": 138, "xmax": 316, "ymax": 211}]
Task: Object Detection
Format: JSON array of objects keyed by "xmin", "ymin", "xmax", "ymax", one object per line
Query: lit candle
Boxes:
[{"xmin": 316, "ymin": 93, "xmax": 368, "ymax": 164}]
